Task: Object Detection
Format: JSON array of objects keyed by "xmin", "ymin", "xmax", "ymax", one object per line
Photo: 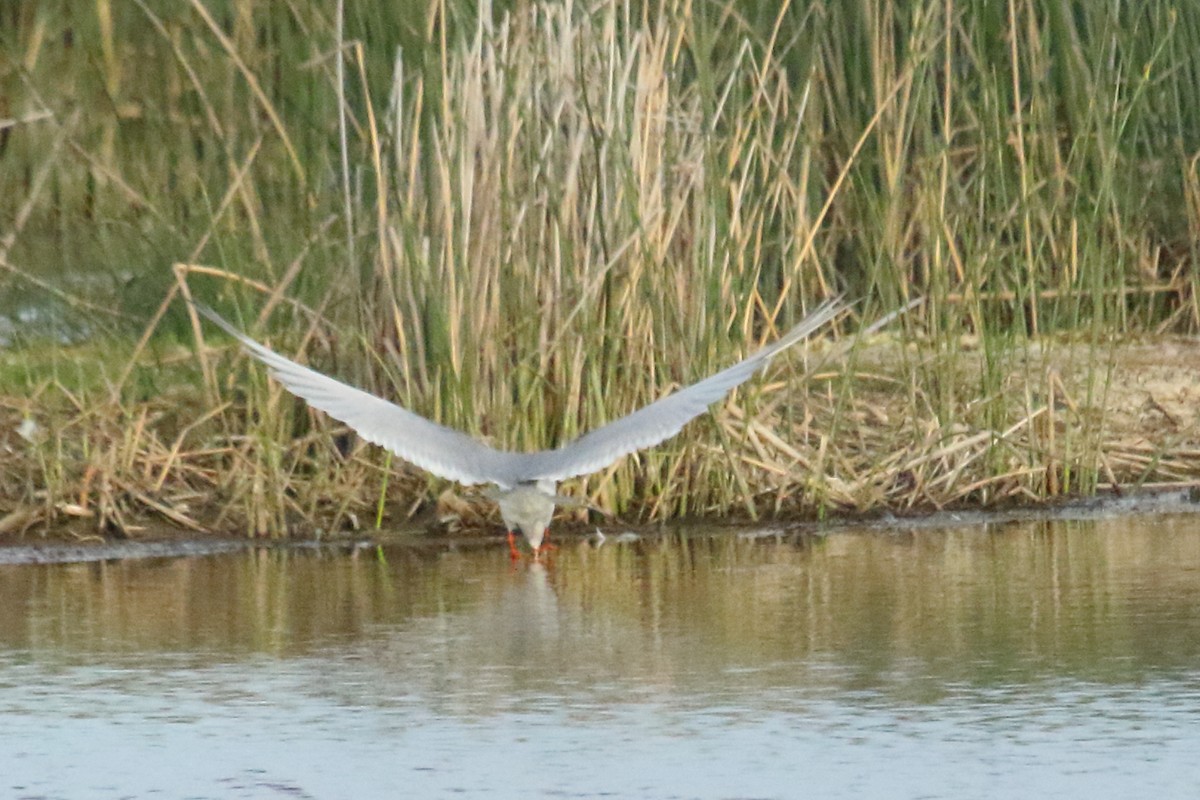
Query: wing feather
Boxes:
[
  {"xmin": 197, "ymin": 306, "xmax": 522, "ymax": 486},
  {"xmin": 516, "ymin": 299, "xmax": 845, "ymax": 481},
  {"xmin": 196, "ymin": 299, "xmax": 844, "ymax": 488}
]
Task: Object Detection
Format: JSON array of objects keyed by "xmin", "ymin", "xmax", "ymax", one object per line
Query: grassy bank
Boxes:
[{"xmin": 2, "ymin": 1, "xmax": 1199, "ymax": 537}]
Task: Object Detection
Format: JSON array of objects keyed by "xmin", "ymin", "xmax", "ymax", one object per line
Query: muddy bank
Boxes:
[
  {"xmin": 3, "ymin": 487, "xmax": 1198, "ymax": 566},
  {"xmin": 0, "ymin": 536, "xmax": 254, "ymax": 566}
]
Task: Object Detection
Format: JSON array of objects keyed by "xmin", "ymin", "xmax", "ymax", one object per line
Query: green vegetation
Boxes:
[{"xmin": 1, "ymin": 1, "xmax": 1198, "ymax": 537}]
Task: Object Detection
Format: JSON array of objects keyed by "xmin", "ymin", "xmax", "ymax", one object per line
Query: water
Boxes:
[{"xmin": 2, "ymin": 515, "xmax": 1199, "ymax": 799}]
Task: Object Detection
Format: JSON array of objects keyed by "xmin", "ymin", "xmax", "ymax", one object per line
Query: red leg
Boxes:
[{"xmin": 507, "ymin": 530, "xmax": 521, "ymax": 560}]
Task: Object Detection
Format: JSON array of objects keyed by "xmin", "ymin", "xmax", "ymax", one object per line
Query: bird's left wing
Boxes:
[{"xmin": 517, "ymin": 298, "xmax": 846, "ymax": 482}]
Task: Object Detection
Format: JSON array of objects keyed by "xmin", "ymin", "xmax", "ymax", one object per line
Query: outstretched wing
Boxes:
[
  {"xmin": 516, "ymin": 299, "xmax": 845, "ymax": 482},
  {"xmin": 196, "ymin": 305, "xmax": 524, "ymax": 487},
  {"xmin": 197, "ymin": 298, "xmax": 846, "ymax": 488}
]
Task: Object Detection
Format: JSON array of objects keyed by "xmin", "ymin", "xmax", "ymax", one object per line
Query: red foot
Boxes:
[{"xmin": 532, "ymin": 529, "xmax": 556, "ymax": 559}]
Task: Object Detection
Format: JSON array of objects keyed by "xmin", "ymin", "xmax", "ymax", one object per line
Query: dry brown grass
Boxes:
[{"xmin": 5, "ymin": 329, "xmax": 1200, "ymax": 540}]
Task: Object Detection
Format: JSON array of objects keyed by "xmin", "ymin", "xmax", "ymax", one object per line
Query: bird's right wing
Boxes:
[
  {"xmin": 518, "ymin": 299, "xmax": 846, "ymax": 482},
  {"xmin": 196, "ymin": 305, "xmax": 522, "ymax": 487}
]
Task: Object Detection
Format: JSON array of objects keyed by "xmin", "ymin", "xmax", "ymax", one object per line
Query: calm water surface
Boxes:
[{"xmin": 2, "ymin": 516, "xmax": 1199, "ymax": 799}]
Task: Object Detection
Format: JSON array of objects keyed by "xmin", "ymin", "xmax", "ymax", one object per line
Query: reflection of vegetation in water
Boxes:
[
  {"xmin": 2, "ymin": 519, "xmax": 1198, "ymax": 703},
  {"xmin": 2, "ymin": 3, "xmax": 1199, "ymax": 535}
]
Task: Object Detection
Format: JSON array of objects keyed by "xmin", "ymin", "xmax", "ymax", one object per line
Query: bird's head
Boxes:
[{"xmin": 494, "ymin": 482, "xmax": 558, "ymax": 550}]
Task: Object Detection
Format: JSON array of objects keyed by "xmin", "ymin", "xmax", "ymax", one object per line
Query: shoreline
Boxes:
[
  {"xmin": 5, "ymin": 333, "xmax": 1200, "ymax": 542},
  {"xmin": 2, "ymin": 485, "xmax": 1197, "ymax": 566}
]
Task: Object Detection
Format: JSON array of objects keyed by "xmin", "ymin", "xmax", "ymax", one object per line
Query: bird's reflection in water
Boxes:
[{"xmin": 497, "ymin": 561, "xmax": 561, "ymax": 660}]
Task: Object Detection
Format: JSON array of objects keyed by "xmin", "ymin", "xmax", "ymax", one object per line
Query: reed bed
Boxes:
[{"xmin": 1, "ymin": 1, "xmax": 1199, "ymax": 537}]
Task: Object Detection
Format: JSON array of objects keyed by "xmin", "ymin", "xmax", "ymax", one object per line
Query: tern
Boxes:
[{"xmin": 196, "ymin": 299, "xmax": 846, "ymax": 557}]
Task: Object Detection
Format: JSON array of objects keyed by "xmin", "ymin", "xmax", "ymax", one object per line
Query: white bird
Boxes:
[{"xmin": 196, "ymin": 299, "xmax": 846, "ymax": 558}]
